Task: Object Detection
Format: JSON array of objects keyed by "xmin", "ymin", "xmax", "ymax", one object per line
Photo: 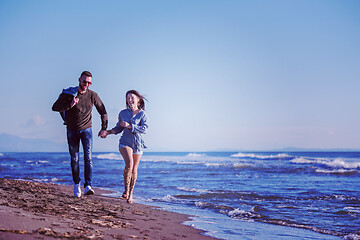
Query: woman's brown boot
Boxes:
[
  {"xmin": 122, "ymin": 168, "xmax": 131, "ymax": 199},
  {"xmin": 127, "ymin": 172, "xmax": 137, "ymax": 203}
]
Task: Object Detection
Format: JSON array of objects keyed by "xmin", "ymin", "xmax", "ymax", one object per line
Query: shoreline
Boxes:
[{"xmin": 0, "ymin": 178, "xmax": 218, "ymax": 240}]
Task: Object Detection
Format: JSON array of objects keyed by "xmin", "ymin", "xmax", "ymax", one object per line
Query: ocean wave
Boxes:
[
  {"xmin": 344, "ymin": 206, "xmax": 360, "ymax": 214},
  {"xmin": 178, "ymin": 161, "xmax": 247, "ymax": 168},
  {"xmin": 18, "ymin": 178, "xmax": 64, "ymax": 183},
  {"xmin": 191, "ymin": 200, "xmax": 234, "ymax": 212},
  {"xmin": 159, "ymin": 194, "xmax": 178, "ymax": 202},
  {"xmin": 335, "ymin": 207, "xmax": 360, "ymax": 217},
  {"xmin": 250, "ymin": 205, "xmax": 269, "ymax": 213},
  {"xmin": 233, "ymin": 163, "xmax": 253, "ymax": 168},
  {"xmin": 0, "ymin": 153, "xmax": 3, "ymax": 157},
  {"xmin": 176, "ymin": 161, "xmax": 204, "ymax": 165},
  {"xmin": 228, "ymin": 208, "xmax": 247, "ymax": 217},
  {"xmin": 290, "ymin": 157, "xmax": 313, "ymax": 164},
  {"xmin": 141, "ymin": 158, "xmax": 171, "ymax": 163},
  {"xmin": 29, "ymin": 178, "xmax": 50, "ymax": 183},
  {"xmin": 177, "ymin": 186, "xmax": 209, "ymax": 194},
  {"xmin": 186, "ymin": 153, "xmax": 206, "ymax": 157},
  {"xmin": 195, "ymin": 201, "xmax": 208, "ymax": 207},
  {"xmin": 261, "ymin": 220, "xmax": 339, "ymax": 238},
  {"xmin": 334, "ymin": 195, "xmax": 349, "ymax": 200},
  {"xmin": 231, "ymin": 153, "xmax": 291, "ymax": 159},
  {"xmin": 344, "ymin": 233, "xmax": 360, "ymax": 240},
  {"xmin": 175, "ymin": 190, "xmax": 283, "ymax": 203},
  {"xmin": 224, "ymin": 206, "xmax": 343, "ymax": 238},
  {"xmin": 291, "ymin": 156, "xmax": 360, "ymax": 170},
  {"xmin": 315, "ymin": 168, "xmax": 358, "ymax": 175},
  {"xmin": 144, "ymin": 198, "xmax": 154, "ymax": 203},
  {"xmin": 226, "ymin": 208, "xmax": 263, "ymax": 221},
  {"xmin": 49, "ymin": 177, "xmax": 66, "ymax": 183},
  {"xmin": 25, "ymin": 160, "xmax": 49, "ymax": 165},
  {"xmin": 205, "ymin": 163, "xmax": 228, "ymax": 167},
  {"xmin": 298, "ymin": 193, "xmax": 359, "ymax": 202},
  {"xmin": 328, "ymin": 158, "xmax": 360, "ymax": 169},
  {"xmin": 95, "ymin": 153, "xmax": 122, "ymax": 160}
]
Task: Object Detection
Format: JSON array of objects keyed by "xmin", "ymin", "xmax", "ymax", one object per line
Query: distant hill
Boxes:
[
  {"xmin": 275, "ymin": 147, "xmax": 360, "ymax": 152},
  {"xmin": 1, "ymin": 133, "xmax": 358, "ymax": 153},
  {"xmin": 0, "ymin": 133, "xmax": 66, "ymax": 152}
]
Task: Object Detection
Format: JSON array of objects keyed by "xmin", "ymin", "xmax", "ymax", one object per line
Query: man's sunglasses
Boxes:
[{"xmin": 82, "ymin": 80, "xmax": 92, "ymax": 85}]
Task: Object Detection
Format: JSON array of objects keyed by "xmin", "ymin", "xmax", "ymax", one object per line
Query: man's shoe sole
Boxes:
[{"xmin": 84, "ymin": 190, "xmax": 95, "ymax": 195}]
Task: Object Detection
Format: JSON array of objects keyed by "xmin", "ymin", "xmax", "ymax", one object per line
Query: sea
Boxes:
[{"xmin": 0, "ymin": 151, "xmax": 359, "ymax": 240}]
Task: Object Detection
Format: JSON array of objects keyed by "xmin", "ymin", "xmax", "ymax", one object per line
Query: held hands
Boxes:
[
  {"xmin": 98, "ymin": 122, "xmax": 131, "ymax": 139},
  {"xmin": 98, "ymin": 130, "xmax": 108, "ymax": 138}
]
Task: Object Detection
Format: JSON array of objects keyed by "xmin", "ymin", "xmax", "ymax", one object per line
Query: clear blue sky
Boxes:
[{"xmin": 0, "ymin": 0, "xmax": 359, "ymax": 151}]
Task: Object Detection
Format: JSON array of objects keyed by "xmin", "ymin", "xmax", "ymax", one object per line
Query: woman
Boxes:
[{"xmin": 104, "ymin": 90, "xmax": 148, "ymax": 203}]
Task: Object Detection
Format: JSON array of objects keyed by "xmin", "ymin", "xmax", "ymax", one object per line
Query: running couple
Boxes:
[{"xmin": 52, "ymin": 71, "xmax": 148, "ymax": 203}]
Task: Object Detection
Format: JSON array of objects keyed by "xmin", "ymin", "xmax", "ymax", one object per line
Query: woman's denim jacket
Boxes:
[{"xmin": 112, "ymin": 108, "xmax": 148, "ymax": 152}]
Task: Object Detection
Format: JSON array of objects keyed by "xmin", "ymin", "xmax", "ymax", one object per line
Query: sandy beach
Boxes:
[{"xmin": 0, "ymin": 178, "xmax": 217, "ymax": 240}]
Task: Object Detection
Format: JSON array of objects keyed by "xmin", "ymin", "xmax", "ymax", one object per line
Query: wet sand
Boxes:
[{"xmin": 0, "ymin": 178, "xmax": 217, "ymax": 240}]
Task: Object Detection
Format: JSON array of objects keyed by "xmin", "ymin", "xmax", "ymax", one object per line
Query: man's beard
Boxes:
[{"xmin": 80, "ymin": 84, "xmax": 88, "ymax": 92}]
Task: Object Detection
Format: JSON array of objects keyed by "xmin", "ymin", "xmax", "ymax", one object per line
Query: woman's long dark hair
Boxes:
[{"xmin": 126, "ymin": 90, "xmax": 147, "ymax": 110}]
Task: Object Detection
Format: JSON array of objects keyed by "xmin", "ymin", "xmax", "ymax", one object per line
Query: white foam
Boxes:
[
  {"xmin": 292, "ymin": 156, "xmax": 360, "ymax": 169},
  {"xmin": 96, "ymin": 153, "xmax": 122, "ymax": 160},
  {"xmin": 315, "ymin": 168, "xmax": 356, "ymax": 174},
  {"xmin": 177, "ymin": 187, "xmax": 209, "ymax": 193},
  {"xmin": 176, "ymin": 161, "xmax": 204, "ymax": 165},
  {"xmin": 344, "ymin": 233, "xmax": 360, "ymax": 240},
  {"xmin": 144, "ymin": 198, "xmax": 154, "ymax": 203},
  {"xmin": 0, "ymin": 153, "xmax": 3, "ymax": 157},
  {"xmin": 50, "ymin": 177, "xmax": 62, "ymax": 182},
  {"xmin": 327, "ymin": 158, "xmax": 360, "ymax": 169},
  {"xmin": 205, "ymin": 163, "xmax": 228, "ymax": 167},
  {"xmin": 233, "ymin": 163, "xmax": 253, "ymax": 168},
  {"xmin": 161, "ymin": 195, "xmax": 177, "ymax": 202},
  {"xmin": 26, "ymin": 160, "xmax": 49, "ymax": 165},
  {"xmin": 228, "ymin": 208, "xmax": 247, "ymax": 217},
  {"xmin": 231, "ymin": 153, "xmax": 257, "ymax": 158},
  {"xmin": 186, "ymin": 153, "xmax": 206, "ymax": 157},
  {"xmin": 344, "ymin": 206, "xmax": 360, "ymax": 214},
  {"xmin": 275, "ymin": 153, "xmax": 292, "ymax": 158},
  {"xmin": 141, "ymin": 157, "xmax": 171, "ymax": 163},
  {"xmin": 32, "ymin": 178, "xmax": 49, "ymax": 183},
  {"xmin": 290, "ymin": 157, "xmax": 313, "ymax": 164},
  {"xmin": 195, "ymin": 201, "xmax": 208, "ymax": 207},
  {"xmin": 334, "ymin": 195, "xmax": 347, "ymax": 200}
]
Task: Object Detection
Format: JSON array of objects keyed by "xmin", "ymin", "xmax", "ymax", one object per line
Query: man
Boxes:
[{"xmin": 52, "ymin": 71, "xmax": 108, "ymax": 197}]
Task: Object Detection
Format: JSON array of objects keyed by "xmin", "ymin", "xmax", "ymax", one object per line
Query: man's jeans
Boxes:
[{"xmin": 67, "ymin": 127, "xmax": 93, "ymax": 187}]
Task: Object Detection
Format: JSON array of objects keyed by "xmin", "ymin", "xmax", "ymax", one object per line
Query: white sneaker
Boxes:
[
  {"xmin": 74, "ymin": 183, "xmax": 81, "ymax": 198},
  {"xmin": 84, "ymin": 185, "xmax": 95, "ymax": 195}
]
